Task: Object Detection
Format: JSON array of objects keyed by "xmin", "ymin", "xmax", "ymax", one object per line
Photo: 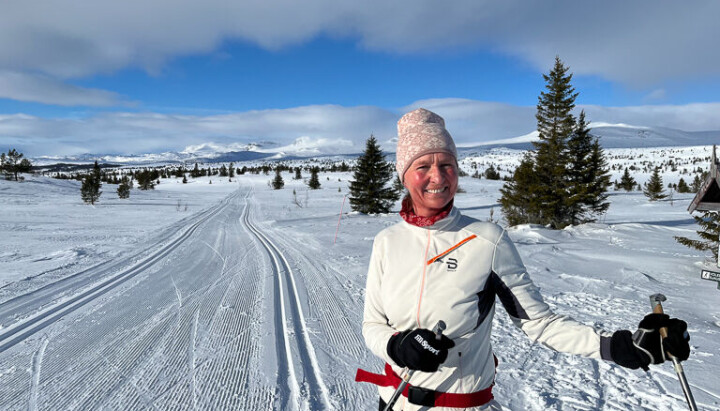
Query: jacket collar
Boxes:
[{"xmin": 402, "ymin": 206, "xmax": 460, "ymax": 232}]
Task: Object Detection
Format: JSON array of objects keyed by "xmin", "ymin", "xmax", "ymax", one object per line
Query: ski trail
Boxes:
[
  {"xmin": 190, "ymin": 310, "xmax": 199, "ymax": 411},
  {"xmin": 170, "ymin": 274, "xmax": 182, "ymax": 307},
  {"xmin": 29, "ymin": 337, "xmax": 49, "ymax": 411},
  {"xmin": 241, "ymin": 186, "xmax": 332, "ymax": 411}
]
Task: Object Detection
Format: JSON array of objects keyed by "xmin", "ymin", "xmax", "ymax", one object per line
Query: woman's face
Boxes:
[{"xmin": 403, "ymin": 152, "xmax": 458, "ymax": 217}]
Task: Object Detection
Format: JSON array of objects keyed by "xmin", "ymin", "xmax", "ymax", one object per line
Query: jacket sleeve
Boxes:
[
  {"xmin": 491, "ymin": 230, "xmax": 613, "ymax": 360},
  {"xmin": 362, "ymin": 237, "xmax": 400, "ymax": 365}
]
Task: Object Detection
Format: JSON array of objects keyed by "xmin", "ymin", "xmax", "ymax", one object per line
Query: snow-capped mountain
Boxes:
[{"xmin": 32, "ymin": 124, "xmax": 720, "ymax": 166}]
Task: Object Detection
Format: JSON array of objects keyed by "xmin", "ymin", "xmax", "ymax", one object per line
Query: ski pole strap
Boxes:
[{"xmin": 355, "ymin": 363, "xmax": 494, "ymax": 408}]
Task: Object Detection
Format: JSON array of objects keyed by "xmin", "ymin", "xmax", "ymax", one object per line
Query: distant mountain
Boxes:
[
  {"xmin": 460, "ymin": 123, "xmax": 720, "ymax": 150},
  {"xmin": 32, "ymin": 123, "xmax": 720, "ymax": 166}
]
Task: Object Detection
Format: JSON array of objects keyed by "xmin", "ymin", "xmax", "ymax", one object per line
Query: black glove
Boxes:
[
  {"xmin": 387, "ymin": 328, "xmax": 455, "ymax": 372},
  {"xmin": 610, "ymin": 314, "xmax": 690, "ymax": 371}
]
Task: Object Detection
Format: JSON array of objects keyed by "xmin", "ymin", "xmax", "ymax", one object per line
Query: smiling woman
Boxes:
[{"xmin": 355, "ymin": 108, "xmax": 692, "ymax": 411}]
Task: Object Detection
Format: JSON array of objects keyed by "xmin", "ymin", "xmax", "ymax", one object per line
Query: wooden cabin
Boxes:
[{"xmin": 688, "ymin": 145, "xmax": 720, "ymax": 212}]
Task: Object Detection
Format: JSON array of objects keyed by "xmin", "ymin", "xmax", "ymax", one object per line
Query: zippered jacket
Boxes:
[{"xmin": 362, "ymin": 207, "xmax": 613, "ymax": 410}]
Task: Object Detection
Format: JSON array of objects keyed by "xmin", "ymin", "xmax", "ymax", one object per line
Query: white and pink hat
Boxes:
[{"xmin": 395, "ymin": 108, "xmax": 457, "ymax": 182}]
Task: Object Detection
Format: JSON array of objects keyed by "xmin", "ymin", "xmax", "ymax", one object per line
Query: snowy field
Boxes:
[{"xmin": 1, "ymin": 147, "xmax": 720, "ymax": 410}]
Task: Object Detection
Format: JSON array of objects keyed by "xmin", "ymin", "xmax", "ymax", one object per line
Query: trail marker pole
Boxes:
[{"xmin": 334, "ymin": 195, "xmax": 347, "ymax": 245}]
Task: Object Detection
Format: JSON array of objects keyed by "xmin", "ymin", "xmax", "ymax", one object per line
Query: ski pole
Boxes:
[
  {"xmin": 649, "ymin": 294, "xmax": 698, "ymax": 411},
  {"xmin": 383, "ymin": 320, "xmax": 446, "ymax": 411}
]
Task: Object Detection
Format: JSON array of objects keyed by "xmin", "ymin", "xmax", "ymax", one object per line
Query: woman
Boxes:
[{"xmin": 357, "ymin": 108, "xmax": 690, "ymax": 410}]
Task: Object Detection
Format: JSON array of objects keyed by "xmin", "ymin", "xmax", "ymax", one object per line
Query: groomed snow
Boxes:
[{"xmin": 1, "ymin": 147, "xmax": 719, "ymax": 410}]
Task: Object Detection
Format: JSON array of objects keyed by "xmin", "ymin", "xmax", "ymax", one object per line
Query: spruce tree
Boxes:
[
  {"xmin": 136, "ymin": 169, "xmax": 155, "ymax": 190},
  {"xmin": 272, "ymin": 168, "xmax": 285, "ymax": 189},
  {"xmin": 117, "ymin": 177, "xmax": 130, "ymax": 199},
  {"xmin": 191, "ymin": 163, "xmax": 201, "ymax": 178},
  {"xmin": 584, "ymin": 138, "xmax": 611, "ymax": 217},
  {"xmin": 619, "ymin": 167, "xmax": 636, "ymax": 191},
  {"xmin": 483, "ymin": 164, "xmax": 501, "ymax": 180},
  {"xmin": 675, "ymin": 211, "xmax": 720, "ymax": 260},
  {"xmin": 566, "ymin": 110, "xmax": 594, "ymax": 224},
  {"xmin": 308, "ymin": 167, "xmax": 321, "ymax": 189},
  {"xmin": 294, "ymin": 167, "xmax": 302, "ymax": 180},
  {"xmin": 691, "ymin": 174, "xmax": 704, "ymax": 192},
  {"xmin": 229, "ymin": 163, "xmax": 235, "ymax": 178},
  {"xmin": 499, "ymin": 154, "xmax": 541, "ymax": 226},
  {"xmin": 348, "ymin": 135, "xmax": 396, "ymax": 214},
  {"xmin": 533, "ymin": 56, "xmax": 577, "ymax": 228},
  {"xmin": 500, "ymin": 57, "xmax": 608, "ymax": 228},
  {"xmin": 677, "ymin": 178, "xmax": 691, "ymax": 193},
  {"xmin": 644, "ymin": 167, "xmax": 667, "ymax": 201},
  {"xmin": 81, "ymin": 161, "xmax": 102, "ymax": 204}
]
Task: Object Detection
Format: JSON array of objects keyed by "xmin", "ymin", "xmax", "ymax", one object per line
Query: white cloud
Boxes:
[
  {"xmin": 0, "ymin": 71, "xmax": 132, "ymax": 107},
  {"xmin": 0, "ymin": 0, "xmax": 718, "ymax": 99},
  {"xmin": 3, "ymin": 100, "xmax": 720, "ymax": 157}
]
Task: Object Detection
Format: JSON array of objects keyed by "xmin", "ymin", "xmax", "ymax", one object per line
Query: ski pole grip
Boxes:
[
  {"xmin": 432, "ymin": 320, "xmax": 446, "ymax": 341},
  {"xmin": 650, "ymin": 294, "xmax": 671, "ymax": 347}
]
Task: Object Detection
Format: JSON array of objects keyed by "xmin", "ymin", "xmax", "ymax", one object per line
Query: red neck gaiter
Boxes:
[{"xmin": 399, "ymin": 197, "xmax": 454, "ymax": 227}]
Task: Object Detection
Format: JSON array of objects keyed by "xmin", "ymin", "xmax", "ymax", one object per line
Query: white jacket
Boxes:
[{"xmin": 362, "ymin": 207, "xmax": 613, "ymax": 410}]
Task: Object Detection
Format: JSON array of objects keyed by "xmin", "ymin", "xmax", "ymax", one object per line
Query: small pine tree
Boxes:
[
  {"xmin": 1, "ymin": 148, "xmax": 32, "ymax": 181},
  {"xmin": 81, "ymin": 161, "xmax": 102, "ymax": 204},
  {"xmin": 229, "ymin": 163, "xmax": 235, "ymax": 178},
  {"xmin": 136, "ymin": 169, "xmax": 156, "ymax": 190},
  {"xmin": 294, "ymin": 167, "xmax": 302, "ymax": 180},
  {"xmin": 191, "ymin": 163, "xmax": 201, "ymax": 178},
  {"xmin": 272, "ymin": 168, "xmax": 285, "ymax": 189},
  {"xmin": 677, "ymin": 178, "xmax": 691, "ymax": 193},
  {"xmin": 675, "ymin": 211, "xmax": 720, "ymax": 260},
  {"xmin": 348, "ymin": 135, "xmax": 396, "ymax": 214},
  {"xmin": 182, "ymin": 175, "xmax": 188, "ymax": 184},
  {"xmin": 619, "ymin": 167, "xmax": 636, "ymax": 191},
  {"xmin": 308, "ymin": 167, "xmax": 321, "ymax": 189},
  {"xmin": 644, "ymin": 167, "xmax": 667, "ymax": 201},
  {"xmin": 691, "ymin": 174, "xmax": 704, "ymax": 192},
  {"xmin": 219, "ymin": 165, "xmax": 228, "ymax": 177},
  {"xmin": 117, "ymin": 177, "xmax": 130, "ymax": 199},
  {"xmin": 483, "ymin": 164, "xmax": 501, "ymax": 180}
]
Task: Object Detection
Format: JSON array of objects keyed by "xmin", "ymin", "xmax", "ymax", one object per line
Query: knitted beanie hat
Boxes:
[{"xmin": 396, "ymin": 108, "xmax": 457, "ymax": 182}]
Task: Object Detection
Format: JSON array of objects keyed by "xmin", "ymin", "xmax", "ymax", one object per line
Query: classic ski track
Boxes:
[
  {"xmin": 0, "ymin": 187, "xmax": 277, "ymax": 409},
  {"xmin": 0, "ymin": 193, "xmax": 229, "ymax": 318},
  {"xmin": 0, "ymin": 192, "xmax": 237, "ymax": 354},
  {"xmin": 241, "ymin": 187, "xmax": 332, "ymax": 411}
]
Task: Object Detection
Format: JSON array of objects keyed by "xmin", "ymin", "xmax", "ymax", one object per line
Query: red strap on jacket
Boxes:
[{"xmin": 355, "ymin": 363, "xmax": 494, "ymax": 408}]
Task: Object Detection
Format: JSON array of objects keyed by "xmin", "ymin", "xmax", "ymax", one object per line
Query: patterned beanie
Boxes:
[{"xmin": 396, "ymin": 108, "xmax": 457, "ymax": 182}]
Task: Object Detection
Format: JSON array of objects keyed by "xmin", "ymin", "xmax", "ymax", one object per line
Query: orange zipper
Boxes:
[{"xmin": 426, "ymin": 235, "xmax": 477, "ymax": 265}]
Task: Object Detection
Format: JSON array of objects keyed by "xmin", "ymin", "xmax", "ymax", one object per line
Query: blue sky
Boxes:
[{"xmin": 1, "ymin": 1, "xmax": 720, "ymax": 156}]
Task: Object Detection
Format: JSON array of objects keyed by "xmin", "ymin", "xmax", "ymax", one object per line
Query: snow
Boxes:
[{"xmin": 1, "ymin": 147, "xmax": 720, "ymax": 410}]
